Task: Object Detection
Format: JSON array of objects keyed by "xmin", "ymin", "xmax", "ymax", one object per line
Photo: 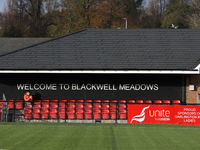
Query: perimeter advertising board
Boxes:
[
  {"xmin": 0, "ymin": 74, "xmax": 184, "ymax": 101},
  {"xmin": 128, "ymin": 104, "xmax": 200, "ymax": 125}
]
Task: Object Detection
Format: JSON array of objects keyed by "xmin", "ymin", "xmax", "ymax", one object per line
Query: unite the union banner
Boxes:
[{"xmin": 128, "ymin": 104, "xmax": 200, "ymax": 125}]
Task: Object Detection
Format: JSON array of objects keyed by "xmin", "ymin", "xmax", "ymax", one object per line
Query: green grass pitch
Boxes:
[{"xmin": 0, "ymin": 122, "xmax": 200, "ymax": 150}]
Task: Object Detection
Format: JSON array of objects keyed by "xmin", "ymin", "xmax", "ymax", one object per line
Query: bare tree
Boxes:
[
  {"xmin": 187, "ymin": 0, "xmax": 200, "ymax": 28},
  {"xmin": 45, "ymin": 0, "xmax": 59, "ymax": 13}
]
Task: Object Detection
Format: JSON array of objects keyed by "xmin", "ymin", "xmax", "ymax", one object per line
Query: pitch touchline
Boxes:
[{"xmin": 0, "ymin": 124, "xmax": 199, "ymax": 130}]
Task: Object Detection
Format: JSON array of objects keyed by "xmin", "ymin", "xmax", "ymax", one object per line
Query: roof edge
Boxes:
[
  {"xmin": 0, "ymin": 28, "xmax": 87, "ymax": 58},
  {"xmin": 0, "ymin": 70, "xmax": 198, "ymax": 74}
]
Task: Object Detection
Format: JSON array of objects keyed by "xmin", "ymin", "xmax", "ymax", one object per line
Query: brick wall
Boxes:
[{"xmin": 186, "ymin": 75, "xmax": 200, "ymax": 104}]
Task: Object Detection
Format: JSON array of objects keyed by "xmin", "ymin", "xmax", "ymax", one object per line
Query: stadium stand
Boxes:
[{"xmin": 0, "ymin": 99, "xmax": 182, "ymax": 120}]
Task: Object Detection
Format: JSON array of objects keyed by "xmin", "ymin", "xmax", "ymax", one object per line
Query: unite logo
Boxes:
[{"xmin": 130, "ymin": 106, "xmax": 150, "ymax": 123}]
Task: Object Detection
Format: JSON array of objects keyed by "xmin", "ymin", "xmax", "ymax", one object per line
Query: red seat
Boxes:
[
  {"xmin": 102, "ymin": 114, "xmax": 110, "ymax": 119},
  {"xmin": 144, "ymin": 100, "xmax": 152, "ymax": 104},
  {"xmin": 41, "ymin": 108, "xmax": 49, "ymax": 113},
  {"xmin": 59, "ymin": 103, "xmax": 67, "ymax": 108},
  {"xmin": 84, "ymin": 109, "xmax": 92, "ymax": 119},
  {"xmin": 68, "ymin": 103, "xmax": 75, "ymax": 109},
  {"xmin": 50, "ymin": 113, "xmax": 58, "ymax": 119},
  {"xmin": 154, "ymin": 100, "xmax": 162, "ymax": 104},
  {"xmin": 15, "ymin": 100, "xmax": 23, "ymax": 109},
  {"xmin": 102, "ymin": 100, "xmax": 109, "ymax": 103},
  {"xmin": 59, "ymin": 101, "xmax": 67, "ymax": 119},
  {"xmin": 34, "ymin": 100, "xmax": 41, "ymax": 105},
  {"xmin": 25, "ymin": 105, "xmax": 32, "ymax": 109},
  {"xmin": 118, "ymin": 104, "xmax": 126, "ymax": 109},
  {"xmin": 33, "ymin": 104, "xmax": 41, "ymax": 109},
  {"xmin": 68, "ymin": 114, "xmax": 75, "ymax": 119},
  {"xmin": 68, "ymin": 100, "xmax": 75, "ymax": 103},
  {"xmin": 42, "ymin": 104, "xmax": 49, "ymax": 109},
  {"xmin": 93, "ymin": 103, "xmax": 101, "ymax": 109},
  {"xmin": 76, "ymin": 100, "xmax": 84, "ymax": 103},
  {"xmin": 163, "ymin": 100, "xmax": 171, "ymax": 104},
  {"xmin": 50, "ymin": 104, "xmax": 58, "ymax": 109},
  {"xmin": 59, "ymin": 100, "xmax": 67, "ymax": 108},
  {"xmin": 136, "ymin": 100, "xmax": 144, "ymax": 104},
  {"xmin": 85, "ymin": 100, "xmax": 92, "ymax": 103},
  {"xmin": 127, "ymin": 100, "xmax": 135, "ymax": 104},
  {"xmin": 59, "ymin": 108, "xmax": 66, "ymax": 113},
  {"xmin": 172, "ymin": 100, "xmax": 181, "ymax": 104},
  {"xmin": 42, "ymin": 100, "xmax": 49, "ymax": 105},
  {"xmin": 24, "ymin": 114, "xmax": 32, "ymax": 119},
  {"xmin": 102, "ymin": 109, "xmax": 110, "ymax": 119},
  {"xmin": 110, "ymin": 112, "xmax": 118, "ymax": 119},
  {"xmin": 50, "ymin": 108, "xmax": 58, "ymax": 113},
  {"xmin": 59, "ymin": 113, "xmax": 67, "ymax": 119},
  {"xmin": 76, "ymin": 104, "xmax": 84, "ymax": 109},
  {"xmin": 50, "ymin": 100, "xmax": 58, "ymax": 108},
  {"xmin": 24, "ymin": 109, "xmax": 32, "ymax": 119},
  {"xmin": 119, "ymin": 109, "xmax": 127, "ymax": 113},
  {"xmin": 84, "ymin": 113, "xmax": 92, "ymax": 119},
  {"xmin": 33, "ymin": 108, "xmax": 41, "ymax": 113},
  {"xmin": 85, "ymin": 103, "xmax": 92, "ymax": 110},
  {"xmin": 42, "ymin": 102, "xmax": 49, "ymax": 106},
  {"xmin": 24, "ymin": 109, "xmax": 32, "ymax": 114},
  {"xmin": 32, "ymin": 105, "xmax": 41, "ymax": 119},
  {"xmin": 68, "ymin": 109, "xmax": 75, "ymax": 119},
  {"xmin": 119, "ymin": 113, "xmax": 127, "ymax": 119},
  {"xmin": 102, "ymin": 103, "xmax": 109, "ymax": 110},
  {"xmin": 76, "ymin": 110, "xmax": 84, "ymax": 119},
  {"xmin": 51, "ymin": 100, "xmax": 58, "ymax": 102},
  {"xmin": 85, "ymin": 108, "xmax": 92, "ymax": 112},
  {"xmin": 110, "ymin": 100, "xmax": 117, "ymax": 103},
  {"xmin": 119, "ymin": 100, "xmax": 126, "ymax": 103},
  {"xmin": 93, "ymin": 109, "xmax": 101, "ymax": 119},
  {"xmin": 50, "ymin": 109, "xmax": 58, "ymax": 119},
  {"xmin": 33, "ymin": 113, "xmax": 40, "ymax": 119},
  {"xmin": 41, "ymin": 109, "xmax": 49, "ymax": 119},
  {"xmin": 7, "ymin": 100, "xmax": 14, "ymax": 109},
  {"xmin": 119, "ymin": 109, "xmax": 127, "ymax": 119},
  {"xmin": 110, "ymin": 103, "xmax": 117, "ymax": 111},
  {"xmin": 43, "ymin": 100, "xmax": 49, "ymax": 102},
  {"xmin": 93, "ymin": 100, "xmax": 101, "ymax": 103}
]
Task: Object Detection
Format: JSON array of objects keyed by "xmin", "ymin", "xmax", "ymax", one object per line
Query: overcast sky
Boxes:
[{"xmin": 0, "ymin": 0, "xmax": 6, "ymax": 12}]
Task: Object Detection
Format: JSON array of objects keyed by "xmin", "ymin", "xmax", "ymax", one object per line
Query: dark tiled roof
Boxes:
[
  {"xmin": 0, "ymin": 28, "xmax": 199, "ymax": 70},
  {"xmin": 0, "ymin": 38, "xmax": 51, "ymax": 55}
]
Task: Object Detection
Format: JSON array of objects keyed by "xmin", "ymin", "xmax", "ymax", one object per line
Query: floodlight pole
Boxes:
[{"xmin": 123, "ymin": 18, "xmax": 127, "ymax": 29}]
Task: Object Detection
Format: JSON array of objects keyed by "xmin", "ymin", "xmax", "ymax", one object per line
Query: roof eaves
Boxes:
[{"xmin": 0, "ymin": 69, "xmax": 198, "ymax": 74}]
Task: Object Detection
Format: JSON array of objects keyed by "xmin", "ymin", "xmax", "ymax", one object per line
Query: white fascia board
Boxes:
[
  {"xmin": 195, "ymin": 64, "xmax": 200, "ymax": 70},
  {"xmin": 0, "ymin": 70, "xmax": 199, "ymax": 74}
]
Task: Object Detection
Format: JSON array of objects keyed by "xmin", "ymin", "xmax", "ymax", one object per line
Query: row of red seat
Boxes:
[
  {"xmin": 0, "ymin": 99, "xmax": 181, "ymax": 120},
  {"xmin": 24, "ymin": 100, "xmax": 126, "ymax": 119},
  {"xmin": 0, "ymin": 99, "xmax": 181, "ymax": 109},
  {"xmin": 22, "ymin": 99, "xmax": 181, "ymax": 120}
]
